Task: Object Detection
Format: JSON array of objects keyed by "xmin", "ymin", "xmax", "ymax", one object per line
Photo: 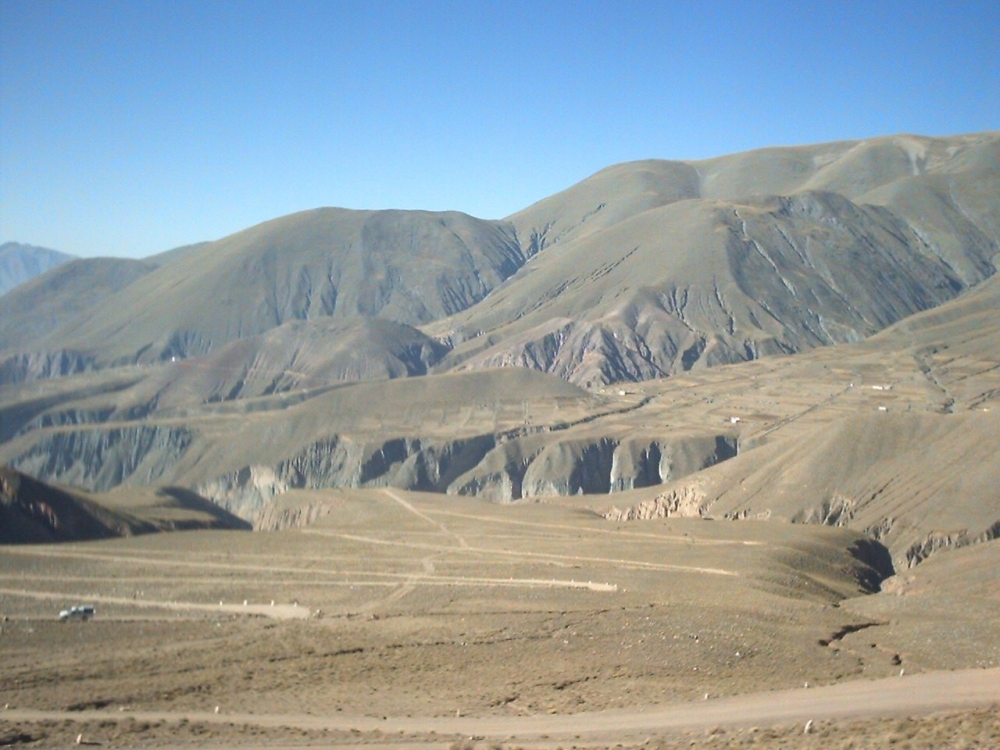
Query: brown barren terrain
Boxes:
[
  {"xmin": 3, "ymin": 133, "xmax": 1000, "ymax": 747},
  {"xmin": 3, "ymin": 488, "xmax": 999, "ymax": 747}
]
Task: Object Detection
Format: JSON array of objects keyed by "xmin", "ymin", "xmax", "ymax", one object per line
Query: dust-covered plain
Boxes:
[{"xmin": 3, "ymin": 487, "xmax": 999, "ymax": 747}]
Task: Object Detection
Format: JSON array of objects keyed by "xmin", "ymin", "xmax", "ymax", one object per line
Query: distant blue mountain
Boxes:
[{"xmin": 0, "ymin": 242, "xmax": 76, "ymax": 296}]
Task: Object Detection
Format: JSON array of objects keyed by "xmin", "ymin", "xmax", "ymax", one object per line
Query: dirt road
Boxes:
[
  {"xmin": 0, "ymin": 587, "xmax": 310, "ymax": 620},
  {"xmin": 5, "ymin": 667, "xmax": 998, "ymax": 743}
]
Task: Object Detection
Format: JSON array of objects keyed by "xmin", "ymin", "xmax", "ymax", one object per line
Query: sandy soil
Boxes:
[{"xmin": 3, "ymin": 490, "xmax": 999, "ymax": 747}]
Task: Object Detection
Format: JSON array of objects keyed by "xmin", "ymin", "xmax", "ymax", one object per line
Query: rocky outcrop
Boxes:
[
  {"xmin": 517, "ymin": 434, "xmax": 737, "ymax": 500},
  {"xmin": 197, "ymin": 464, "xmax": 291, "ymax": 517},
  {"xmin": 903, "ymin": 520, "xmax": 1000, "ymax": 569},
  {"xmin": 521, "ymin": 438, "xmax": 619, "ymax": 496},
  {"xmin": 603, "ymin": 485, "xmax": 709, "ymax": 521},
  {"xmin": 790, "ymin": 493, "xmax": 858, "ymax": 527},
  {"xmin": 447, "ymin": 433, "xmax": 737, "ymax": 503},
  {"xmin": 515, "ymin": 435, "xmax": 733, "ymax": 497},
  {"xmin": 198, "ymin": 431, "xmax": 739, "ymax": 520}
]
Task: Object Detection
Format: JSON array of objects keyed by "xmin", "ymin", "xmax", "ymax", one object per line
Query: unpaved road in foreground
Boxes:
[{"xmin": 6, "ymin": 667, "xmax": 999, "ymax": 743}]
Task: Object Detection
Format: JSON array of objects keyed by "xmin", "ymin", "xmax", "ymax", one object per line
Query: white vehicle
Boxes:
[{"xmin": 59, "ymin": 605, "xmax": 95, "ymax": 622}]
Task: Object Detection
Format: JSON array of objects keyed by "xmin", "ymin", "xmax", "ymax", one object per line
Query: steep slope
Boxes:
[
  {"xmin": 27, "ymin": 209, "xmax": 523, "ymax": 367},
  {"xmin": 0, "ymin": 242, "xmax": 75, "ymax": 296},
  {"xmin": 429, "ymin": 133, "xmax": 997, "ymax": 384},
  {"xmin": 509, "ymin": 132, "xmax": 999, "ymax": 250},
  {"xmin": 4, "ymin": 367, "xmax": 598, "ymax": 488},
  {"xmin": 3, "ymin": 263, "xmax": 996, "ymax": 541},
  {"xmin": 0, "ymin": 132, "xmax": 998, "ymax": 539},
  {"xmin": 0, "ymin": 319, "xmax": 449, "ymax": 441},
  {"xmin": 867, "ymin": 272, "xmax": 1000, "ymax": 356},
  {"xmin": 440, "ymin": 190, "xmax": 984, "ymax": 384},
  {"xmin": 0, "ymin": 258, "xmax": 157, "ymax": 376},
  {"xmin": 7, "ymin": 134, "xmax": 997, "ymax": 390}
]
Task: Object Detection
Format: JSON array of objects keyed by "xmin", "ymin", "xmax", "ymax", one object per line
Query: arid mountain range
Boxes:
[
  {"xmin": 1, "ymin": 131, "xmax": 998, "ymax": 572},
  {"xmin": 3, "ymin": 132, "xmax": 1000, "ymax": 748},
  {"xmin": 3, "ymin": 132, "xmax": 998, "ymax": 384}
]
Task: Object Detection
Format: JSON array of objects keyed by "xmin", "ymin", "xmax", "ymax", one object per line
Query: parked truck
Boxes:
[{"xmin": 59, "ymin": 605, "xmax": 95, "ymax": 621}]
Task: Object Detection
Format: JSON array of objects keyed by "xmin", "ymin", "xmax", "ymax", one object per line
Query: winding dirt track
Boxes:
[{"xmin": 5, "ymin": 667, "xmax": 999, "ymax": 743}]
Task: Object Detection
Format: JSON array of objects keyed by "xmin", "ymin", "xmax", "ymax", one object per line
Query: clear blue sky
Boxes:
[{"xmin": 2, "ymin": 0, "xmax": 997, "ymax": 258}]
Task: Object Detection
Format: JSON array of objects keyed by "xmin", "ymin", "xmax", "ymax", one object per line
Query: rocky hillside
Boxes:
[
  {"xmin": 0, "ymin": 366, "xmax": 739, "ymax": 520},
  {"xmin": 433, "ymin": 133, "xmax": 999, "ymax": 384},
  {"xmin": 3, "ymin": 133, "xmax": 997, "ymax": 388},
  {"xmin": 2, "ymin": 209, "xmax": 524, "ymax": 371},
  {"xmin": 599, "ymin": 276, "xmax": 1000, "ymax": 570}
]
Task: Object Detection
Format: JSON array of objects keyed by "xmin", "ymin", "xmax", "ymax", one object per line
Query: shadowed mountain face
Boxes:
[
  {"xmin": 0, "ymin": 242, "xmax": 76, "ymax": 297},
  {"xmin": 0, "ymin": 464, "xmax": 249, "ymax": 543},
  {"xmin": 0, "ymin": 464, "xmax": 127, "ymax": 543}
]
